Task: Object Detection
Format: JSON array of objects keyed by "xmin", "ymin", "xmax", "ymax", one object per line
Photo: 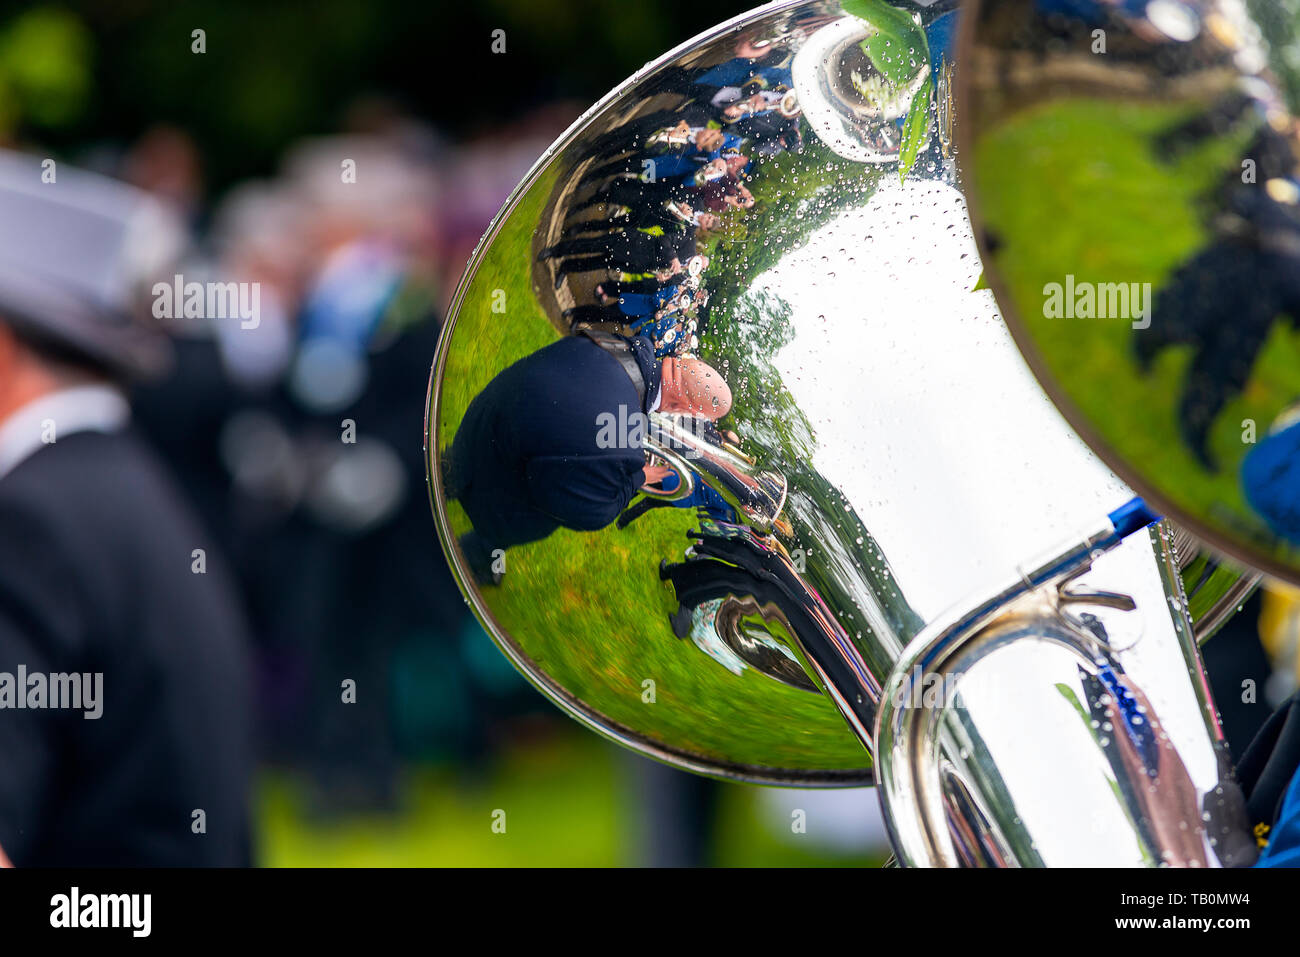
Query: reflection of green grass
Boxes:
[
  {"xmin": 974, "ymin": 98, "xmax": 1299, "ymax": 557},
  {"xmin": 433, "ymin": 171, "xmax": 867, "ymax": 772}
]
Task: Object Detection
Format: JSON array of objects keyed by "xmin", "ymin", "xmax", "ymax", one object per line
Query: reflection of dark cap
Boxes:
[{"xmin": 0, "ymin": 149, "xmax": 185, "ymax": 379}]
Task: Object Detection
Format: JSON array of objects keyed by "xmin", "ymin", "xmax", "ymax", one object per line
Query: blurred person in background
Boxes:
[
  {"xmin": 0, "ymin": 150, "xmax": 253, "ymax": 866},
  {"xmin": 129, "ymin": 102, "xmax": 569, "ymax": 810},
  {"xmin": 129, "ymin": 109, "xmax": 440, "ymax": 807}
]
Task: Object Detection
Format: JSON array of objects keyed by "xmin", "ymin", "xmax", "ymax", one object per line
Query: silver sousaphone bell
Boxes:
[{"xmin": 425, "ymin": 0, "xmax": 1260, "ymax": 865}]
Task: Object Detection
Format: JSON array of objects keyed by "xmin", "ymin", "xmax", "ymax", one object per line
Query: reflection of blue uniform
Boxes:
[
  {"xmin": 619, "ymin": 284, "xmax": 679, "ymax": 318},
  {"xmin": 445, "ymin": 334, "xmax": 660, "ymax": 550},
  {"xmin": 716, "ymin": 133, "xmax": 743, "ymax": 155},
  {"xmin": 1035, "ymin": 0, "xmax": 1152, "ymax": 20},
  {"xmin": 660, "ymin": 470, "xmax": 738, "ymax": 524},
  {"xmin": 650, "ymin": 136, "xmax": 742, "ymax": 181},
  {"xmin": 1098, "ymin": 666, "xmax": 1159, "ymax": 769},
  {"xmin": 1242, "ymin": 418, "xmax": 1300, "ymax": 545},
  {"xmin": 630, "ymin": 306, "xmax": 693, "ymax": 357},
  {"xmin": 925, "ymin": 10, "xmax": 957, "ymax": 86}
]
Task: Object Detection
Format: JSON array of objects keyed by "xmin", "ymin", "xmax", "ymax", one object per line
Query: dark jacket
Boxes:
[
  {"xmin": 445, "ymin": 334, "xmax": 659, "ymax": 551},
  {"xmin": 0, "ymin": 429, "xmax": 253, "ymax": 865}
]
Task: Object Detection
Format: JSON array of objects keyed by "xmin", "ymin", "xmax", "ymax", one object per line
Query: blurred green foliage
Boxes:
[
  {"xmin": 0, "ymin": 8, "xmax": 92, "ymax": 130},
  {"xmin": 0, "ymin": 0, "xmax": 756, "ymax": 192}
]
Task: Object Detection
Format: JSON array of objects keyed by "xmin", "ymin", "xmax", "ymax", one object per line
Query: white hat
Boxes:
[{"xmin": 0, "ymin": 149, "xmax": 185, "ymax": 378}]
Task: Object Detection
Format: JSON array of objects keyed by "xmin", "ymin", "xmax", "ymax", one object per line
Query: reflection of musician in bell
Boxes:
[{"xmin": 443, "ymin": 331, "xmax": 732, "ymax": 584}]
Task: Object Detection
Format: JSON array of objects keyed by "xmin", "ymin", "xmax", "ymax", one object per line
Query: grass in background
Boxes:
[
  {"xmin": 974, "ymin": 98, "xmax": 1299, "ymax": 556},
  {"xmin": 432, "ymin": 168, "xmax": 868, "ymax": 773},
  {"xmin": 257, "ymin": 734, "xmax": 622, "ymax": 866}
]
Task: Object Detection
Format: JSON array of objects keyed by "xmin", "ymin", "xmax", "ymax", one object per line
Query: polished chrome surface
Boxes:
[
  {"xmin": 959, "ymin": 0, "xmax": 1300, "ymax": 587},
  {"xmin": 426, "ymin": 0, "xmax": 1255, "ymax": 862},
  {"xmin": 1168, "ymin": 523, "xmax": 1262, "ymax": 645},
  {"xmin": 876, "ymin": 520, "xmax": 1255, "ymax": 866}
]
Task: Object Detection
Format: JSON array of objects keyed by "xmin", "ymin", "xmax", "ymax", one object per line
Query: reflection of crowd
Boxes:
[{"xmin": 539, "ymin": 30, "xmax": 805, "ymax": 365}]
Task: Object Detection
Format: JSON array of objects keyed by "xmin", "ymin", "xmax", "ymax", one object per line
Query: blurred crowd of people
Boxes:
[{"xmin": 113, "ymin": 100, "xmax": 585, "ymax": 811}]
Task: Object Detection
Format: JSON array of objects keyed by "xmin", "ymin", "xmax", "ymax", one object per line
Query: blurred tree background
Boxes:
[{"xmin": 0, "ymin": 0, "xmax": 757, "ymax": 190}]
